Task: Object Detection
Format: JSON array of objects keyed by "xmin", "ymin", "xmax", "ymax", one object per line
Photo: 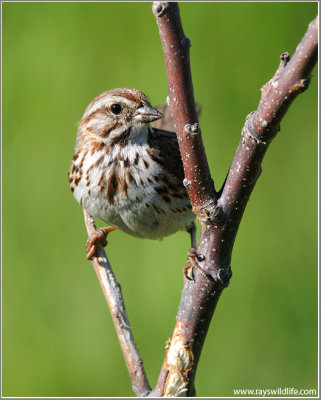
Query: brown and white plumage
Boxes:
[{"xmin": 68, "ymin": 88, "xmax": 194, "ymax": 241}]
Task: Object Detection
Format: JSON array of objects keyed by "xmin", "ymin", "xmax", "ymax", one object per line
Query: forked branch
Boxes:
[
  {"xmin": 81, "ymin": 5, "xmax": 317, "ymax": 397},
  {"xmin": 152, "ymin": 2, "xmax": 318, "ymax": 396}
]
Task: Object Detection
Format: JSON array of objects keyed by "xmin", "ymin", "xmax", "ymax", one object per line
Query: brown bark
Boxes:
[
  {"xmin": 81, "ymin": 4, "xmax": 317, "ymax": 396},
  {"xmin": 83, "ymin": 209, "xmax": 151, "ymax": 397},
  {"xmin": 151, "ymin": 3, "xmax": 318, "ymax": 396}
]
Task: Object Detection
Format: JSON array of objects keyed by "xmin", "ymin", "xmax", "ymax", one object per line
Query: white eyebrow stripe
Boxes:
[
  {"xmin": 109, "ymin": 95, "xmax": 138, "ymax": 108},
  {"xmin": 84, "ymin": 91, "xmax": 145, "ymax": 118}
]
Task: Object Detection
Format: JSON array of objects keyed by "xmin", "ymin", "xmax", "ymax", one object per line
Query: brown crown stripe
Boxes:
[
  {"xmin": 85, "ymin": 88, "xmax": 148, "ymax": 116},
  {"xmin": 81, "ymin": 88, "xmax": 149, "ymax": 130},
  {"xmin": 109, "ymin": 88, "xmax": 149, "ymax": 105},
  {"xmin": 119, "ymin": 93, "xmax": 142, "ymax": 106}
]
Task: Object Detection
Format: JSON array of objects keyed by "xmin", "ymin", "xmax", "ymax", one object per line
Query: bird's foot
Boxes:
[
  {"xmin": 86, "ymin": 226, "xmax": 117, "ymax": 260},
  {"xmin": 183, "ymin": 248, "xmax": 212, "ymax": 281}
]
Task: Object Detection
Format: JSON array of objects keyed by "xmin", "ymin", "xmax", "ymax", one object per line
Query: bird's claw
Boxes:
[
  {"xmin": 183, "ymin": 248, "xmax": 210, "ymax": 281},
  {"xmin": 86, "ymin": 226, "xmax": 116, "ymax": 260}
]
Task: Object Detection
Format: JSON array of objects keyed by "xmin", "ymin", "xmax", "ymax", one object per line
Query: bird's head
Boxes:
[{"xmin": 78, "ymin": 88, "xmax": 163, "ymax": 145}]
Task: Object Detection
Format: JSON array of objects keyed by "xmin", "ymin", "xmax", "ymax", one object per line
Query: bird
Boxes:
[{"xmin": 68, "ymin": 88, "xmax": 198, "ymax": 270}]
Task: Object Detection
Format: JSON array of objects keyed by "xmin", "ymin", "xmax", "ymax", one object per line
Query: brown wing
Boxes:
[
  {"xmin": 148, "ymin": 127, "xmax": 185, "ymax": 184},
  {"xmin": 152, "ymin": 103, "xmax": 201, "ymax": 132}
]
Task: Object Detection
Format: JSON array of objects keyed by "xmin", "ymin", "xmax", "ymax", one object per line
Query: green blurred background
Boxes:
[{"xmin": 2, "ymin": 2, "xmax": 318, "ymax": 397}]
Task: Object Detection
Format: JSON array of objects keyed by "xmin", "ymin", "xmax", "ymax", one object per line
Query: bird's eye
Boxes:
[{"xmin": 110, "ymin": 103, "xmax": 122, "ymax": 115}]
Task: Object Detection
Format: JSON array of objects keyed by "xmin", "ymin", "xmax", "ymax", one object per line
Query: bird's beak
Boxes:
[{"xmin": 133, "ymin": 104, "xmax": 163, "ymax": 123}]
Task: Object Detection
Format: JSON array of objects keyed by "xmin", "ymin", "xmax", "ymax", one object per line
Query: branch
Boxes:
[
  {"xmin": 152, "ymin": 3, "xmax": 318, "ymax": 397},
  {"xmin": 152, "ymin": 2, "xmax": 217, "ymax": 211},
  {"xmin": 220, "ymin": 16, "xmax": 318, "ymax": 231},
  {"xmin": 83, "ymin": 209, "xmax": 151, "ymax": 397}
]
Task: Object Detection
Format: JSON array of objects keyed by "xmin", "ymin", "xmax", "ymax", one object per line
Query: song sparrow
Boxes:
[{"xmin": 68, "ymin": 88, "xmax": 197, "ymax": 263}]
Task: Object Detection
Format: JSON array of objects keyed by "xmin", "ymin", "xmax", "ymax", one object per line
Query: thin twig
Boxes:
[
  {"xmin": 83, "ymin": 209, "xmax": 151, "ymax": 397},
  {"xmin": 220, "ymin": 16, "xmax": 318, "ymax": 224},
  {"xmin": 152, "ymin": 2, "xmax": 318, "ymax": 396}
]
